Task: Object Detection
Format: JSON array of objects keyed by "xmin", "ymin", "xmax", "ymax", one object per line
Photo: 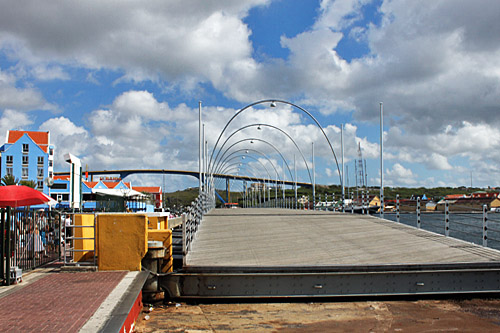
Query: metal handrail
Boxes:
[{"xmin": 182, "ymin": 190, "xmax": 215, "ymax": 266}]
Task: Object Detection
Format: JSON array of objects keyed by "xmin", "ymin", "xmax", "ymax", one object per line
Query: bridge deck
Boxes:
[{"xmin": 186, "ymin": 208, "xmax": 500, "ymax": 270}]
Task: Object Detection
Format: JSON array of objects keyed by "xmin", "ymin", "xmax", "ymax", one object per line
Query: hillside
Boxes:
[{"xmin": 163, "ymin": 185, "xmax": 492, "ymax": 212}]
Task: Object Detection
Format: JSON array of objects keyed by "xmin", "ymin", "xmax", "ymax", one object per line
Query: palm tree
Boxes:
[
  {"xmin": 1, "ymin": 174, "xmax": 19, "ymax": 186},
  {"xmin": 19, "ymin": 179, "xmax": 37, "ymax": 189}
]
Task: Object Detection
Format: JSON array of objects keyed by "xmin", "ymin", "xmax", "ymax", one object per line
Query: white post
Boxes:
[
  {"xmin": 198, "ymin": 101, "xmax": 202, "ymax": 195},
  {"xmin": 294, "ymin": 154, "xmax": 297, "ymax": 210},
  {"xmin": 380, "ymin": 102, "xmax": 384, "ymax": 218},
  {"xmin": 282, "ymin": 160, "xmax": 285, "ymax": 208}
]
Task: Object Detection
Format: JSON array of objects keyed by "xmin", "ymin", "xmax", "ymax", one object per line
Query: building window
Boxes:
[
  {"xmin": 6, "ymin": 155, "xmax": 13, "ymax": 164},
  {"xmin": 6, "ymin": 168, "xmax": 13, "ymax": 176},
  {"xmin": 49, "ymin": 160, "xmax": 53, "ymax": 167},
  {"xmin": 23, "ymin": 144, "xmax": 29, "ymax": 153},
  {"xmin": 22, "ymin": 168, "xmax": 28, "ymax": 178},
  {"xmin": 37, "ymin": 167, "xmax": 44, "ymax": 178},
  {"xmin": 37, "ymin": 180, "xmax": 44, "ymax": 189},
  {"xmin": 49, "ymin": 171, "xmax": 53, "ymax": 178},
  {"xmin": 38, "ymin": 156, "xmax": 44, "ymax": 165},
  {"xmin": 22, "ymin": 155, "xmax": 29, "ymax": 165},
  {"xmin": 49, "ymin": 148, "xmax": 54, "ymax": 156}
]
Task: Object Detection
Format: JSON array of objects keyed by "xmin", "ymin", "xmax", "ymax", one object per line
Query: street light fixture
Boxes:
[{"xmin": 270, "ymin": 101, "xmax": 277, "ymax": 108}]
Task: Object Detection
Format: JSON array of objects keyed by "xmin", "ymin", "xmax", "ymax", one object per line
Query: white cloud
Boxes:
[
  {"xmin": 0, "ymin": 69, "xmax": 54, "ymax": 111},
  {"xmin": 0, "ymin": 110, "xmax": 33, "ymax": 141},
  {"xmin": 385, "ymin": 163, "xmax": 417, "ymax": 186},
  {"xmin": 0, "ymin": 0, "xmax": 269, "ymax": 89},
  {"xmin": 38, "ymin": 117, "xmax": 89, "ymax": 169}
]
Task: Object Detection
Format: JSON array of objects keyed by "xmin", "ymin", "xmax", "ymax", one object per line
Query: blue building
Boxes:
[{"xmin": 0, "ymin": 131, "xmax": 54, "ymax": 193}]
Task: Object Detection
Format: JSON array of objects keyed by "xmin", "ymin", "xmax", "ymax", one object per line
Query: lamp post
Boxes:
[
  {"xmin": 198, "ymin": 101, "xmax": 202, "ymax": 195},
  {"xmin": 341, "ymin": 124, "xmax": 345, "ymax": 212},
  {"xmin": 380, "ymin": 102, "xmax": 384, "ymax": 218}
]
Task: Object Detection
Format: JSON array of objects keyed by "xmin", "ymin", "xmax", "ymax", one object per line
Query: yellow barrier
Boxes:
[
  {"xmin": 148, "ymin": 229, "xmax": 173, "ymax": 273},
  {"xmin": 73, "ymin": 214, "xmax": 95, "ymax": 262},
  {"xmin": 97, "ymin": 214, "xmax": 148, "ymax": 271}
]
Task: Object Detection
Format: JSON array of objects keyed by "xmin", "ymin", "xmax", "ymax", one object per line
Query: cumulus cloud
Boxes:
[
  {"xmin": 0, "ymin": 69, "xmax": 55, "ymax": 111},
  {"xmin": 1, "ymin": 0, "xmax": 499, "ymax": 188},
  {"xmin": 0, "ymin": 0, "xmax": 269, "ymax": 89},
  {"xmin": 384, "ymin": 163, "xmax": 418, "ymax": 186},
  {"xmin": 0, "ymin": 110, "xmax": 33, "ymax": 140},
  {"xmin": 39, "ymin": 117, "xmax": 89, "ymax": 169}
]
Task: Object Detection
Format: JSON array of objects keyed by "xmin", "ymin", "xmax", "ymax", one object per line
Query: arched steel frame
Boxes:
[{"xmin": 207, "ymin": 99, "xmax": 342, "ymax": 185}]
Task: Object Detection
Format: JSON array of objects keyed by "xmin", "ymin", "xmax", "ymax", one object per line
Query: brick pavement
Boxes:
[{"xmin": 0, "ymin": 270, "xmax": 127, "ymax": 332}]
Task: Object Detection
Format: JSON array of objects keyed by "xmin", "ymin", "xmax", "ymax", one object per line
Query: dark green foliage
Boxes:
[{"xmin": 1, "ymin": 174, "xmax": 19, "ymax": 186}]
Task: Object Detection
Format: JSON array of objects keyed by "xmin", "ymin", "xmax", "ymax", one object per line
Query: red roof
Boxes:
[
  {"xmin": 102, "ymin": 181, "xmax": 131, "ymax": 189},
  {"xmin": 84, "ymin": 181, "xmax": 98, "ymax": 188},
  {"xmin": 8, "ymin": 130, "xmax": 50, "ymax": 153},
  {"xmin": 133, "ymin": 186, "xmax": 161, "ymax": 194},
  {"xmin": 445, "ymin": 194, "xmax": 467, "ymax": 200}
]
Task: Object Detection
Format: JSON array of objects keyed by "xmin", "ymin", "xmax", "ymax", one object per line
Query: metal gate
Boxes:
[{"xmin": 1, "ymin": 208, "xmax": 61, "ymax": 286}]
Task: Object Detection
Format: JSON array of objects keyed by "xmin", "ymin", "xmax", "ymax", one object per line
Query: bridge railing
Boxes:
[{"xmin": 182, "ymin": 190, "xmax": 215, "ymax": 265}]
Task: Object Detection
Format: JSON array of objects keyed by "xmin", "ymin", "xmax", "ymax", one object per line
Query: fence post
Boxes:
[
  {"xmin": 5, "ymin": 207, "xmax": 11, "ymax": 286},
  {"xmin": 445, "ymin": 201, "xmax": 450, "ymax": 237},
  {"xmin": 361, "ymin": 191, "xmax": 365, "ymax": 215},
  {"xmin": 396, "ymin": 194, "xmax": 400, "ymax": 223},
  {"xmin": 417, "ymin": 197, "xmax": 421, "ymax": 229},
  {"xmin": 0, "ymin": 208, "xmax": 4, "ymax": 285},
  {"xmin": 483, "ymin": 204, "xmax": 488, "ymax": 247},
  {"xmin": 351, "ymin": 192, "xmax": 354, "ymax": 214}
]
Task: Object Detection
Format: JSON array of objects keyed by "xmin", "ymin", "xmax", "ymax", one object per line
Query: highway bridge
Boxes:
[{"xmin": 54, "ymin": 169, "xmax": 313, "ymax": 188}]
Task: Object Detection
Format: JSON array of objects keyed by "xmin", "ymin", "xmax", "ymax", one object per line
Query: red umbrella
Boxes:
[{"xmin": 0, "ymin": 185, "xmax": 54, "ymax": 208}]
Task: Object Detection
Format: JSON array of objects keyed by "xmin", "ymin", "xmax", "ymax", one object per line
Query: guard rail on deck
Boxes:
[{"xmin": 182, "ymin": 191, "xmax": 215, "ymax": 266}]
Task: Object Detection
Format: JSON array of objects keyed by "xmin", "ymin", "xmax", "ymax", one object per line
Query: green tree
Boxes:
[
  {"xmin": 19, "ymin": 179, "xmax": 37, "ymax": 189},
  {"xmin": 1, "ymin": 174, "xmax": 19, "ymax": 186}
]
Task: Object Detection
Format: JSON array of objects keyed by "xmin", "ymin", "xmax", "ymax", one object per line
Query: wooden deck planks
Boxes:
[{"xmin": 186, "ymin": 208, "xmax": 500, "ymax": 268}]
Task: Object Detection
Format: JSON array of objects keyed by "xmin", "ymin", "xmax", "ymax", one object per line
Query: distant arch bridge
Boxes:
[{"xmin": 53, "ymin": 169, "xmax": 313, "ymax": 188}]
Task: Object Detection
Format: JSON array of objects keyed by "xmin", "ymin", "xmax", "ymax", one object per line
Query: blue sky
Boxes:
[{"xmin": 0, "ymin": 0, "xmax": 500, "ymax": 192}]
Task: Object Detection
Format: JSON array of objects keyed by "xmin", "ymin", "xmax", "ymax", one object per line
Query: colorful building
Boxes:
[
  {"xmin": 50, "ymin": 175, "xmax": 160, "ymax": 212},
  {"xmin": 0, "ymin": 131, "xmax": 54, "ymax": 193}
]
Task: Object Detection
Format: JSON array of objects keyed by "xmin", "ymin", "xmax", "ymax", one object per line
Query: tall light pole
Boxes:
[
  {"xmin": 198, "ymin": 101, "xmax": 202, "ymax": 195},
  {"xmin": 341, "ymin": 124, "xmax": 345, "ymax": 212},
  {"xmin": 380, "ymin": 102, "xmax": 384, "ymax": 218}
]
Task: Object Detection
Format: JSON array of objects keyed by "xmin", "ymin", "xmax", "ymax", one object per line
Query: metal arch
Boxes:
[
  {"xmin": 210, "ymin": 123, "xmax": 312, "ymax": 183},
  {"xmin": 218, "ymin": 160, "xmax": 272, "ymax": 184},
  {"xmin": 212, "ymin": 138, "xmax": 294, "ymax": 183},
  {"xmin": 214, "ymin": 149, "xmax": 280, "ymax": 180},
  {"xmin": 208, "ymin": 99, "xmax": 342, "ymax": 185},
  {"xmin": 215, "ymin": 164, "xmax": 264, "ymax": 190}
]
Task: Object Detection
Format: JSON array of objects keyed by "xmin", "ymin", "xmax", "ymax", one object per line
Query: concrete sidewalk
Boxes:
[{"xmin": 0, "ymin": 262, "xmax": 147, "ymax": 332}]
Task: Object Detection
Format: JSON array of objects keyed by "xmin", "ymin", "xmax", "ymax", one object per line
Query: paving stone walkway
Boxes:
[{"xmin": 0, "ymin": 268, "xmax": 126, "ymax": 332}]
